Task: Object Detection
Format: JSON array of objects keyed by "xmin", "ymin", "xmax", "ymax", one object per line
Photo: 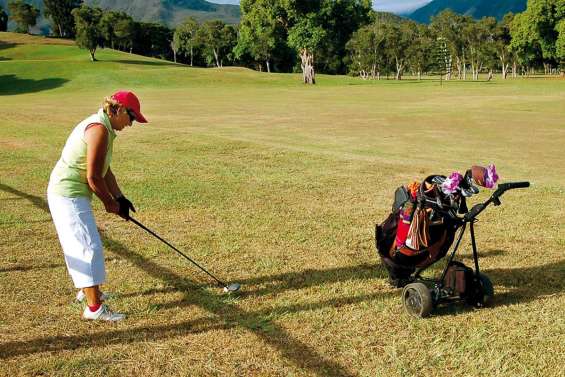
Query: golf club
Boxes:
[{"xmin": 129, "ymin": 216, "xmax": 241, "ymax": 293}]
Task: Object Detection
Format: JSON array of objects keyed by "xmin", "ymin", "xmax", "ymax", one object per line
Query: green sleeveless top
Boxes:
[{"xmin": 48, "ymin": 109, "xmax": 116, "ymax": 198}]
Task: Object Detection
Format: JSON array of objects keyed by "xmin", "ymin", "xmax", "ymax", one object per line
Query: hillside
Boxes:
[
  {"xmin": 84, "ymin": 0, "xmax": 240, "ymax": 25},
  {"xmin": 0, "ymin": 0, "xmax": 240, "ymax": 35},
  {"xmin": 408, "ymin": 0, "xmax": 527, "ymax": 23}
]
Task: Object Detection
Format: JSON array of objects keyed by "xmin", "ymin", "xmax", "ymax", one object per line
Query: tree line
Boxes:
[{"xmin": 1, "ymin": 0, "xmax": 563, "ymax": 83}]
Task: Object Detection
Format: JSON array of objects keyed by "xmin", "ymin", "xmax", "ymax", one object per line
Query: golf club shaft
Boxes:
[{"xmin": 129, "ymin": 217, "xmax": 228, "ymax": 287}]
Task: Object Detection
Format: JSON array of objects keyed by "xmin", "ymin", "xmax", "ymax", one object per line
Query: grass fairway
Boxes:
[{"xmin": 1, "ymin": 32, "xmax": 564, "ymax": 376}]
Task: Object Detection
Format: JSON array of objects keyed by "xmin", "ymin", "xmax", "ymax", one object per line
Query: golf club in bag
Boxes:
[{"xmin": 129, "ymin": 217, "xmax": 241, "ymax": 293}]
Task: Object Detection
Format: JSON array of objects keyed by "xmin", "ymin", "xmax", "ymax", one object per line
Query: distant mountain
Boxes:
[
  {"xmin": 408, "ymin": 0, "xmax": 527, "ymax": 23},
  {"xmin": 85, "ymin": 0, "xmax": 240, "ymax": 26},
  {"xmin": 0, "ymin": 0, "xmax": 240, "ymax": 34}
]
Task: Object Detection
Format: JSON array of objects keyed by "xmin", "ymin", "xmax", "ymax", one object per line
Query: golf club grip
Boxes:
[{"xmin": 498, "ymin": 181, "xmax": 530, "ymax": 191}]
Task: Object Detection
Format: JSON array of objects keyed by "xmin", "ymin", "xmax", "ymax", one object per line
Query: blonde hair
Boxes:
[{"xmin": 103, "ymin": 96, "xmax": 125, "ymax": 118}]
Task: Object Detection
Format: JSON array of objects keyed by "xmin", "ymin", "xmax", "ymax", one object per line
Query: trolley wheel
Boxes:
[
  {"xmin": 468, "ymin": 273, "xmax": 494, "ymax": 308},
  {"xmin": 402, "ymin": 282, "xmax": 433, "ymax": 318},
  {"xmin": 478, "ymin": 273, "xmax": 494, "ymax": 307}
]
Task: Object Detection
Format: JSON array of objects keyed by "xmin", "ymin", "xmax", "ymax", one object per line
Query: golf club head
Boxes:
[{"xmin": 223, "ymin": 283, "xmax": 241, "ymax": 293}]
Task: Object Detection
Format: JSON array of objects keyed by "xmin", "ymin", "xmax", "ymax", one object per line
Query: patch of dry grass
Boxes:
[
  {"xmin": 0, "ymin": 36, "xmax": 564, "ymax": 376},
  {"xmin": 0, "ymin": 32, "xmax": 75, "ymax": 46}
]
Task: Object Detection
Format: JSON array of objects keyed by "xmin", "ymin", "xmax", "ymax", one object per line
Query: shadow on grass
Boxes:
[
  {"xmin": 0, "ymin": 40, "xmax": 17, "ymax": 60},
  {"xmin": 486, "ymin": 260, "xmax": 565, "ymax": 307},
  {"xmin": 422, "ymin": 259, "xmax": 565, "ymax": 318},
  {"xmin": 157, "ymin": 263, "xmax": 389, "ymax": 312},
  {"xmin": 0, "ymin": 184, "xmax": 362, "ymax": 376},
  {"xmin": 478, "ymin": 248, "xmax": 507, "ymax": 258},
  {"xmin": 0, "ymin": 262, "xmax": 63, "ymax": 273},
  {"xmin": 0, "ymin": 74, "xmax": 68, "ymax": 95},
  {"xmin": 238, "ymin": 263, "xmax": 383, "ymax": 296},
  {"xmin": 117, "ymin": 286, "xmax": 179, "ymax": 299},
  {"xmin": 3, "ymin": 183, "xmax": 561, "ymax": 373},
  {"xmin": 0, "ymin": 183, "xmax": 48, "ymax": 211},
  {"xmin": 0, "ymin": 41, "xmax": 18, "ymax": 50},
  {"xmin": 0, "ymin": 317, "xmax": 230, "ymax": 359},
  {"xmin": 1, "ymin": 219, "xmax": 51, "ymax": 226}
]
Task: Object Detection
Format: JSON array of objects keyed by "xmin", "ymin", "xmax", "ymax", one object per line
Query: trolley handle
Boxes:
[
  {"xmin": 495, "ymin": 181, "xmax": 530, "ymax": 194},
  {"xmin": 464, "ymin": 181, "xmax": 530, "ymax": 221},
  {"xmin": 465, "ymin": 203, "xmax": 485, "ymax": 220}
]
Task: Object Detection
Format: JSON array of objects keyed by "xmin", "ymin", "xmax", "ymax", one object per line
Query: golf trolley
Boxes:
[{"xmin": 401, "ymin": 181, "xmax": 529, "ymax": 318}]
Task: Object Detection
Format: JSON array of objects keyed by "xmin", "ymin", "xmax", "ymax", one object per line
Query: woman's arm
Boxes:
[
  {"xmin": 104, "ymin": 168, "xmax": 123, "ymax": 199},
  {"xmin": 85, "ymin": 124, "xmax": 119, "ymax": 214}
]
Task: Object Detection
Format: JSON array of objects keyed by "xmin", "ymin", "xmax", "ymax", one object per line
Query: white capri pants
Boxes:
[{"xmin": 47, "ymin": 193, "xmax": 106, "ymax": 288}]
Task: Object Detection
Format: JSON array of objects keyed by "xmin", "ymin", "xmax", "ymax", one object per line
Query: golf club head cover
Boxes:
[{"xmin": 116, "ymin": 195, "xmax": 136, "ymax": 220}]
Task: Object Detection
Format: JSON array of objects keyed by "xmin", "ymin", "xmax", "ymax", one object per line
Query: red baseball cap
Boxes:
[{"xmin": 111, "ymin": 90, "xmax": 148, "ymax": 123}]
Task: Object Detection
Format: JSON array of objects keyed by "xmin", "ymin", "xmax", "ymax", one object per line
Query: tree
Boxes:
[
  {"xmin": 173, "ymin": 17, "xmax": 199, "ymax": 66},
  {"xmin": 43, "ymin": 0, "xmax": 81, "ymax": 38},
  {"xmin": 510, "ymin": 0, "xmax": 565, "ymax": 74},
  {"xmin": 132, "ymin": 22, "xmax": 167, "ymax": 58},
  {"xmin": 145, "ymin": 23, "xmax": 173, "ymax": 60},
  {"xmin": 379, "ymin": 20, "xmax": 415, "ymax": 80},
  {"xmin": 219, "ymin": 24, "xmax": 238, "ymax": 66},
  {"xmin": 556, "ymin": 19, "xmax": 565, "ymax": 71},
  {"xmin": 0, "ymin": 6, "xmax": 8, "ymax": 32},
  {"xmin": 235, "ymin": 0, "xmax": 296, "ymax": 72},
  {"xmin": 430, "ymin": 10, "xmax": 471, "ymax": 80},
  {"xmin": 346, "ymin": 20, "xmax": 386, "ymax": 79},
  {"xmin": 313, "ymin": 0, "xmax": 372, "ymax": 75},
  {"xmin": 236, "ymin": 0, "xmax": 278, "ymax": 72},
  {"xmin": 494, "ymin": 13, "xmax": 514, "ymax": 79},
  {"xmin": 197, "ymin": 20, "xmax": 236, "ymax": 68},
  {"xmin": 287, "ymin": 15, "xmax": 325, "ymax": 84},
  {"xmin": 8, "ymin": 0, "xmax": 39, "ymax": 34},
  {"xmin": 72, "ymin": 5, "xmax": 103, "ymax": 61},
  {"xmin": 99, "ymin": 11, "xmax": 122, "ymax": 50},
  {"xmin": 113, "ymin": 16, "xmax": 135, "ymax": 53},
  {"xmin": 433, "ymin": 37, "xmax": 452, "ymax": 84},
  {"xmin": 236, "ymin": 0, "xmax": 370, "ymax": 81},
  {"xmin": 510, "ymin": 11, "xmax": 543, "ymax": 75},
  {"xmin": 406, "ymin": 23, "xmax": 434, "ymax": 80},
  {"xmin": 525, "ymin": 0, "xmax": 563, "ymax": 72},
  {"xmin": 97, "ymin": 11, "xmax": 133, "ymax": 51},
  {"xmin": 464, "ymin": 17, "xmax": 497, "ymax": 80}
]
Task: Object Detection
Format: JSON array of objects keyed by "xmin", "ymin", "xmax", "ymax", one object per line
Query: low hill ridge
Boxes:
[
  {"xmin": 0, "ymin": 0, "xmax": 240, "ymax": 35},
  {"xmin": 408, "ymin": 0, "xmax": 527, "ymax": 23}
]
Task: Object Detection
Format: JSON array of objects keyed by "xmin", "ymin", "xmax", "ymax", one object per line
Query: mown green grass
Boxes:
[{"xmin": 0, "ymin": 32, "xmax": 564, "ymax": 377}]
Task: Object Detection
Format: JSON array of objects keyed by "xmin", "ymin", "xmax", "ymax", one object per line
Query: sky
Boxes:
[
  {"xmin": 208, "ymin": 1, "xmax": 434, "ymax": 15},
  {"xmin": 372, "ymin": 0, "xmax": 433, "ymax": 14}
]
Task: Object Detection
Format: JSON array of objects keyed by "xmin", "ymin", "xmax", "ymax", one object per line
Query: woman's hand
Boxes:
[
  {"xmin": 104, "ymin": 199, "xmax": 120, "ymax": 215},
  {"xmin": 116, "ymin": 195, "xmax": 136, "ymax": 220}
]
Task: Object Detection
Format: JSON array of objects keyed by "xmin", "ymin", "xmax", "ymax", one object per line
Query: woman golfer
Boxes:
[{"xmin": 47, "ymin": 91, "xmax": 147, "ymax": 321}]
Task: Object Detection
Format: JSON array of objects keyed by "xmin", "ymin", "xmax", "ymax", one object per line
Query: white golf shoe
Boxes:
[
  {"xmin": 82, "ymin": 304, "xmax": 125, "ymax": 322},
  {"xmin": 75, "ymin": 289, "xmax": 108, "ymax": 303}
]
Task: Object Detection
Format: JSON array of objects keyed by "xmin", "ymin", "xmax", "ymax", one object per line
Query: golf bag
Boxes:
[{"xmin": 375, "ymin": 175, "xmax": 465, "ymax": 286}]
